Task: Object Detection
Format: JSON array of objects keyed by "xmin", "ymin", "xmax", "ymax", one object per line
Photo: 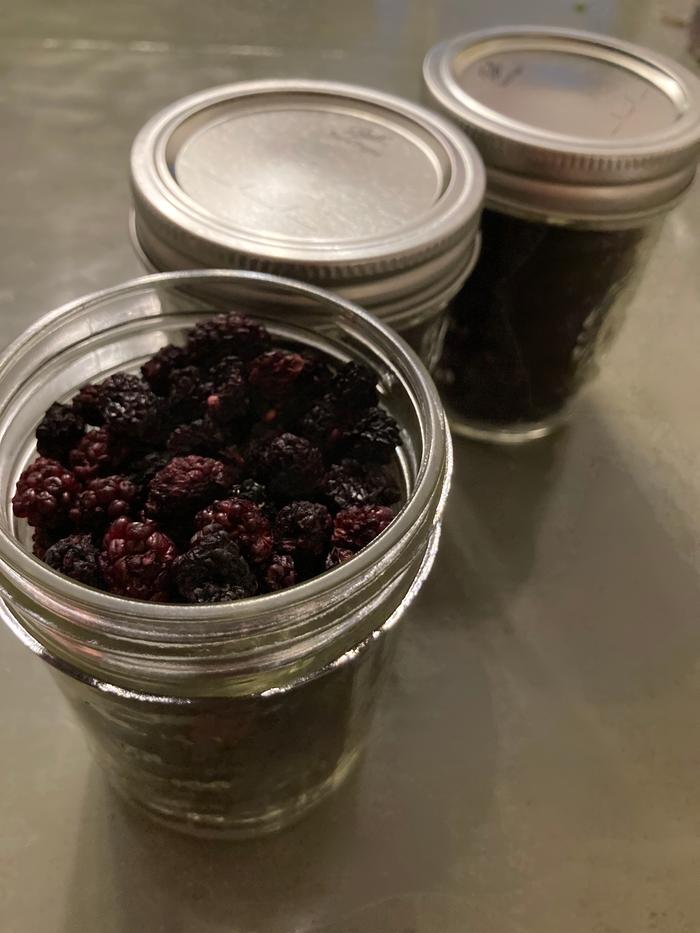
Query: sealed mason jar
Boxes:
[
  {"xmin": 0, "ymin": 270, "xmax": 451, "ymax": 838},
  {"xmin": 424, "ymin": 27, "xmax": 700, "ymax": 442},
  {"xmin": 129, "ymin": 80, "xmax": 485, "ymax": 362}
]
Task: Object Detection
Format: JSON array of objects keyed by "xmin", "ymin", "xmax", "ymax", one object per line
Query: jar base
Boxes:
[
  {"xmin": 446, "ymin": 410, "xmax": 562, "ymax": 445},
  {"xmin": 105, "ymin": 746, "xmax": 363, "ymax": 840}
]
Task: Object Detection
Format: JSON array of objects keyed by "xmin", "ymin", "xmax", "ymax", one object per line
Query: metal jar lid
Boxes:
[
  {"xmin": 130, "ymin": 80, "xmax": 485, "ymax": 319},
  {"xmin": 423, "ymin": 27, "xmax": 700, "ymax": 223}
]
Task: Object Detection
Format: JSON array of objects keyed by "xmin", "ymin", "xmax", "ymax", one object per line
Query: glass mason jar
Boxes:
[
  {"xmin": 0, "ymin": 270, "xmax": 452, "ymax": 838},
  {"xmin": 424, "ymin": 27, "xmax": 700, "ymax": 442},
  {"xmin": 129, "ymin": 80, "xmax": 485, "ymax": 363}
]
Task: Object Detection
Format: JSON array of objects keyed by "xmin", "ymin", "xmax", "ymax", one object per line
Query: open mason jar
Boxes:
[
  {"xmin": 0, "ymin": 270, "xmax": 451, "ymax": 838},
  {"xmin": 424, "ymin": 27, "xmax": 700, "ymax": 442},
  {"xmin": 129, "ymin": 80, "xmax": 485, "ymax": 362}
]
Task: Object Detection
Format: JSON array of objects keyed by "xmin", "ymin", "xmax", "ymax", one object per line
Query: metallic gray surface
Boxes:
[{"xmin": 1, "ymin": 2, "xmax": 699, "ymax": 931}]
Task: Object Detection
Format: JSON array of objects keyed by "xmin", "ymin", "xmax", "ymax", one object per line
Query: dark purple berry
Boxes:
[
  {"xmin": 69, "ymin": 428, "xmax": 129, "ymax": 481},
  {"xmin": 207, "ymin": 364, "xmax": 249, "ymax": 425},
  {"xmin": 321, "ymin": 459, "xmax": 401, "ymax": 513},
  {"xmin": 126, "ymin": 451, "xmax": 171, "ymax": 489},
  {"xmin": 166, "ymin": 419, "xmax": 226, "ymax": 458},
  {"xmin": 36, "ymin": 403, "xmax": 85, "ymax": 462},
  {"xmin": 263, "ymin": 554, "xmax": 297, "ymax": 591},
  {"xmin": 186, "ymin": 312, "xmax": 271, "ymax": 364},
  {"xmin": 298, "ymin": 398, "xmax": 347, "ymax": 452},
  {"xmin": 13, "ymin": 457, "xmax": 82, "ymax": 529},
  {"xmin": 167, "ymin": 365, "xmax": 212, "ymax": 423},
  {"xmin": 100, "ymin": 516, "xmax": 177, "ymax": 601},
  {"xmin": 71, "ymin": 383, "xmax": 104, "ymax": 425},
  {"xmin": 247, "ymin": 350, "xmax": 322, "ymax": 403},
  {"xmin": 70, "ymin": 475, "xmax": 139, "ymax": 529},
  {"xmin": 97, "ymin": 373, "xmax": 165, "ymax": 443},
  {"xmin": 194, "ymin": 498, "xmax": 273, "ymax": 565},
  {"xmin": 331, "ymin": 505, "xmax": 394, "ymax": 551},
  {"xmin": 343, "ymin": 407, "xmax": 400, "ymax": 464},
  {"xmin": 274, "ymin": 501, "xmax": 332, "ymax": 558},
  {"xmin": 145, "ymin": 455, "xmax": 233, "ymax": 520},
  {"xmin": 45, "ymin": 534, "xmax": 102, "ymax": 587},
  {"xmin": 325, "ymin": 546, "xmax": 355, "ymax": 569},
  {"xmin": 250, "ymin": 433, "xmax": 323, "ymax": 501},
  {"xmin": 141, "ymin": 344, "xmax": 189, "ymax": 394},
  {"xmin": 328, "ymin": 361, "xmax": 378, "ymax": 410},
  {"xmin": 173, "ymin": 529, "xmax": 257, "ymax": 603}
]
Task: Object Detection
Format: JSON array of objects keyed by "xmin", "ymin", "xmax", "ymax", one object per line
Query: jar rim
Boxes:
[{"xmin": 0, "ymin": 270, "xmax": 450, "ymax": 648}]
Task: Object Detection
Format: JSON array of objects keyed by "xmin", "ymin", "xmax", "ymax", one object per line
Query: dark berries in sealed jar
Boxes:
[{"xmin": 15, "ymin": 311, "xmax": 403, "ymax": 602}]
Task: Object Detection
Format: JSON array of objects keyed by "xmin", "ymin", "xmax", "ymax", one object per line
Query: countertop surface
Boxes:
[{"xmin": 2, "ymin": 2, "xmax": 700, "ymax": 931}]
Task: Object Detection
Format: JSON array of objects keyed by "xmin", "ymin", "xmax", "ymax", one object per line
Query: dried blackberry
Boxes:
[
  {"xmin": 141, "ymin": 344, "xmax": 189, "ymax": 395},
  {"xmin": 70, "ymin": 475, "xmax": 138, "ymax": 530},
  {"xmin": 206, "ymin": 363, "xmax": 249, "ymax": 425},
  {"xmin": 186, "ymin": 312, "xmax": 271, "ymax": 364},
  {"xmin": 69, "ymin": 428, "xmax": 129, "ymax": 481},
  {"xmin": 167, "ymin": 365, "xmax": 212, "ymax": 423},
  {"xmin": 145, "ymin": 455, "xmax": 232, "ymax": 521},
  {"xmin": 229, "ymin": 479, "xmax": 274, "ymax": 519},
  {"xmin": 97, "ymin": 373, "xmax": 165, "ymax": 443},
  {"xmin": 194, "ymin": 498, "xmax": 273, "ymax": 565},
  {"xmin": 331, "ymin": 505, "xmax": 394, "ymax": 551},
  {"xmin": 71, "ymin": 383, "xmax": 104, "ymax": 425},
  {"xmin": 298, "ymin": 398, "xmax": 347, "ymax": 452},
  {"xmin": 249, "ymin": 433, "xmax": 323, "ymax": 501},
  {"xmin": 12, "ymin": 457, "xmax": 81, "ymax": 529},
  {"xmin": 35, "ymin": 403, "xmax": 85, "ymax": 463},
  {"xmin": 343, "ymin": 407, "xmax": 400, "ymax": 464},
  {"xmin": 166, "ymin": 419, "xmax": 224, "ymax": 458},
  {"xmin": 321, "ymin": 459, "xmax": 401, "ymax": 513},
  {"xmin": 263, "ymin": 554, "xmax": 297, "ymax": 592},
  {"xmin": 100, "ymin": 517, "xmax": 177, "ymax": 601},
  {"xmin": 328, "ymin": 361, "xmax": 378, "ymax": 410},
  {"xmin": 274, "ymin": 501, "xmax": 332, "ymax": 559},
  {"xmin": 173, "ymin": 529, "xmax": 257, "ymax": 603},
  {"xmin": 126, "ymin": 451, "xmax": 171, "ymax": 489},
  {"xmin": 45, "ymin": 534, "xmax": 102, "ymax": 587},
  {"xmin": 325, "ymin": 546, "xmax": 355, "ymax": 569},
  {"xmin": 247, "ymin": 350, "xmax": 325, "ymax": 402}
]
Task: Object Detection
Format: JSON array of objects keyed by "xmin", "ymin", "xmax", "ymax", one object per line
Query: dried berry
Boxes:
[
  {"xmin": 229, "ymin": 479, "xmax": 269, "ymax": 509},
  {"xmin": 327, "ymin": 361, "xmax": 378, "ymax": 410},
  {"xmin": 331, "ymin": 505, "xmax": 394, "ymax": 551},
  {"xmin": 207, "ymin": 364, "xmax": 249, "ymax": 425},
  {"xmin": 173, "ymin": 529, "xmax": 257, "ymax": 603},
  {"xmin": 97, "ymin": 373, "xmax": 165, "ymax": 443},
  {"xmin": 126, "ymin": 451, "xmax": 171, "ymax": 489},
  {"xmin": 45, "ymin": 534, "xmax": 102, "ymax": 587},
  {"xmin": 186, "ymin": 312, "xmax": 271, "ymax": 364},
  {"xmin": 343, "ymin": 407, "xmax": 400, "ymax": 464},
  {"xmin": 166, "ymin": 419, "xmax": 227, "ymax": 458},
  {"xmin": 321, "ymin": 459, "xmax": 401, "ymax": 513},
  {"xmin": 325, "ymin": 546, "xmax": 355, "ymax": 569},
  {"xmin": 70, "ymin": 475, "xmax": 138, "ymax": 530},
  {"xmin": 250, "ymin": 433, "xmax": 323, "ymax": 501},
  {"xmin": 263, "ymin": 553, "xmax": 297, "ymax": 591},
  {"xmin": 146, "ymin": 455, "xmax": 232, "ymax": 520},
  {"xmin": 69, "ymin": 428, "xmax": 129, "ymax": 481},
  {"xmin": 298, "ymin": 398, "xmax": 347, "ymax": 452},
  {"xmin": 100, "ymin": 517, "xmax": 177, "ymax": 601},
  {"xmin": 247, "ymin": 350, "xmax": 320, "ymax": 402},
  {"xmin": 12, "ymin": 457, "xmax": 81, "ymax": 529},
  {"xmin": 195, "ymin": 498, "xmax": 273, "ymax": 565},
  {"xmin": 35, "ymin": 403, "xmax": 85, "ymax": 463},
  {"xmin": 141, "ymin": 344, "xmax": 189, "ymax": 395},
  {"xmin": 274, "ymin": 501, "xmax": 332, "ymax": 559},
  {"xmin": 167, "ymin": 365, "xmax": 212, "ymax": 423},
  {"xmin": 71, "ymin": 383, "xmax": 104, "ymax": 425}
]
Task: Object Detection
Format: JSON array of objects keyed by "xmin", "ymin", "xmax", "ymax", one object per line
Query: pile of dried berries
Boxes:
[{"xmin": 13, "ymin": 312, "xmax": 403, "ymax": 603}]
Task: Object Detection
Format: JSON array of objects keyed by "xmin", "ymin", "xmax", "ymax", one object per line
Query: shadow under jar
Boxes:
[
  {"xmin": 0, "ymin": 270, "xmax": 451, "ymax": 838},
  {"xmin": 424, "ymin": 27, "xmax": 700, "ymax": 442},
  {"xmin": 129, "ymin": 80, "xmax": 485, "ymax": 364}
]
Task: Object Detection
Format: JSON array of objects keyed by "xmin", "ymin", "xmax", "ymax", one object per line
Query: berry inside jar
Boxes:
[{"xmin": 13, "ymin": 312, "xmax": 403, "ymax": 602}]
